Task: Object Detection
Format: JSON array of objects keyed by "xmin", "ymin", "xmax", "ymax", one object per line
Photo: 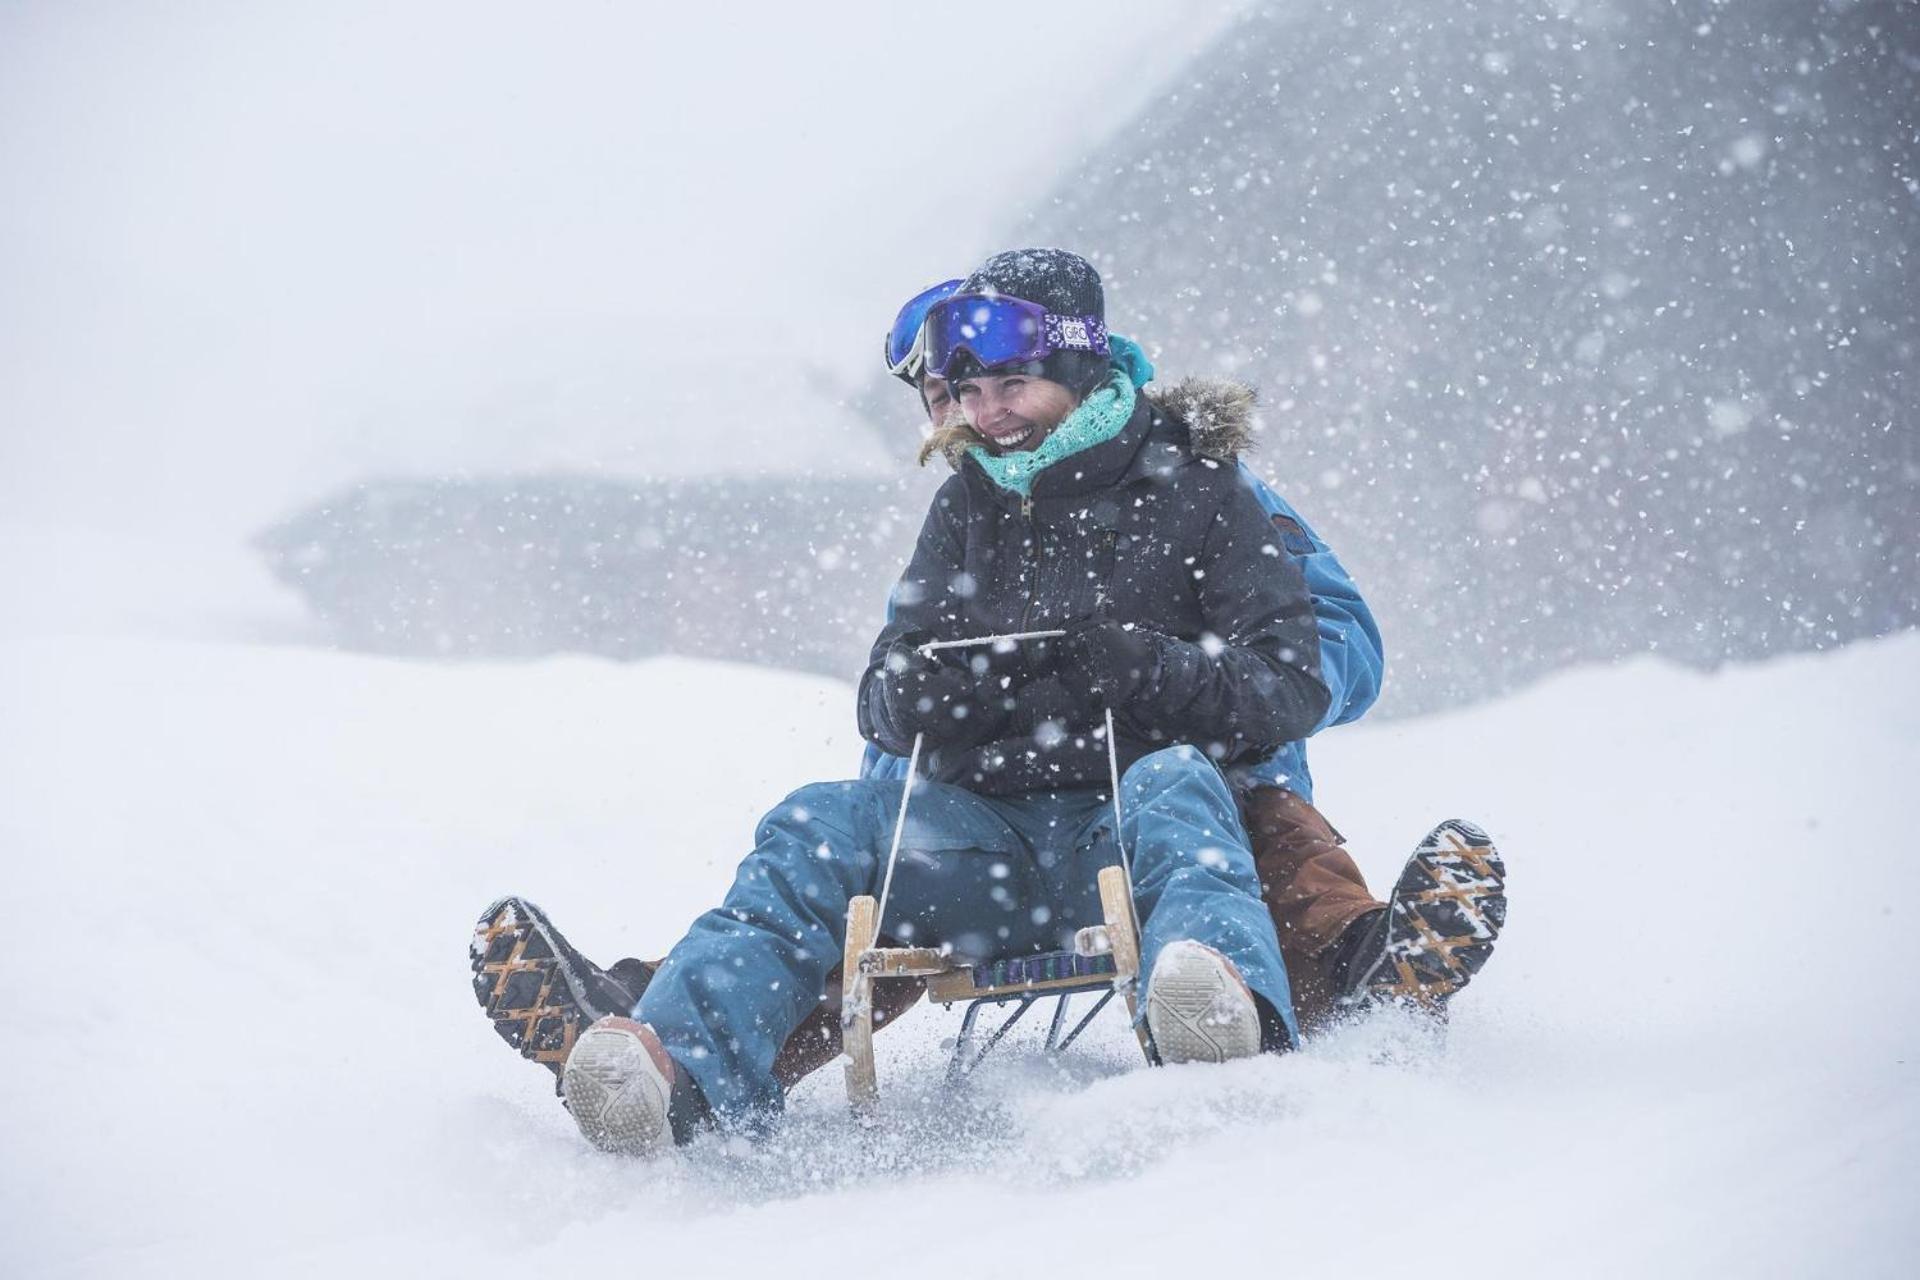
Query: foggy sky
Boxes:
[{"xmin": 0, "ymin": 1, "xmax": 1245, "ymax": 542}]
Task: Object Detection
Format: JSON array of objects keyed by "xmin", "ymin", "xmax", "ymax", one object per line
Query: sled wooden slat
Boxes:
[
  {"xmin": 855, "ymin": 947, "xmax": 950, "ymax": 978},
  {"xmin": 1097, "ymin": 866, "xmax": 1140, "ymax": 983},
  {"xmin": 1097, "ymin": 864, "xmax": 1153, "ymax": 1060},
  {"xmin": 842, "ymin": 895, "xmax": 880, "ymax": 1108}
]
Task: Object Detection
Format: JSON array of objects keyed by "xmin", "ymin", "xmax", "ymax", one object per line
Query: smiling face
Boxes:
[{"xmin": 952, "ymin": 369, "xmax": 1081, "ymax": 452}]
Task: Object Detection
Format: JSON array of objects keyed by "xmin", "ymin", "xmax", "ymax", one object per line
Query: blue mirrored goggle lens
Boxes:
[
  {"xmin": 922, "ymin": 294, "xmax": 1051, "ymax": 378},
  {"xmin": 884, "ymin": 278, "xmax": 965, "ymax": 373}
]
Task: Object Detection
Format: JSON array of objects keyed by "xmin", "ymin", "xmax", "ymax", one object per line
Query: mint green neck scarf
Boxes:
[{"xmin": 966, "ymin": 367, "xmax": 1138, "ymax": 498}]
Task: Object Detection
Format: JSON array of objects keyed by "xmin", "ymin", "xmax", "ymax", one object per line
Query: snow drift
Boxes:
[{"xmin": 2, "ymin": 625, "xmax": 1913, "ymax": 1276}]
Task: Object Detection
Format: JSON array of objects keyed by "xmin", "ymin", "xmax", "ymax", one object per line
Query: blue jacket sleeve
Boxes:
[
  {"xmin": 1237, "ymin": 464, "xmax": 1384, "ymax": 731},
  {"xmin": 859, "ymin": 739, "xmax": 911, "ymax": 781}
]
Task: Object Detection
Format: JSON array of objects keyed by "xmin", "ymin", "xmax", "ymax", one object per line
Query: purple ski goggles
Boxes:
[
  {"xmin": 922, "ymin": 292, "xmax": 1110, "ymax": 379},
  {"xmin": 884, "ymin": 278, "xmax": 965, "ymax": 382}
]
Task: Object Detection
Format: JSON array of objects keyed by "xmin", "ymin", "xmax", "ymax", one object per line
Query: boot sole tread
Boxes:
[
  {"xmin": 1361, "ymin": 819, "xmax": 1507, "ymax": 1007},
  {"xmin": 470, "ymin": 897, "xmax": 606, "ymax": 1079}
]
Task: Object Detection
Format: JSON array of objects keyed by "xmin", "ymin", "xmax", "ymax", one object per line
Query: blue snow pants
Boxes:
[{"xmin": 636, "ymin": 745, "xmax": 1297, "ymax": 1124}]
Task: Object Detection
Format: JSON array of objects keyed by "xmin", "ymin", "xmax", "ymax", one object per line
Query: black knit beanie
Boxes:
[{"xmin": 953, "ymin": 248, "xmax": 1111, "ymax": 395}]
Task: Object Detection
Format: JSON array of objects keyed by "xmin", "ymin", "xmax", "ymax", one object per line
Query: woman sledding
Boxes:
[
  {"xmin": 484, "ymin": 249, "xmax": 1506, "ymax": 1157},
  {"xmin": 549, "ymin": 247, "xmax": 1331, "ymax": 1155}
]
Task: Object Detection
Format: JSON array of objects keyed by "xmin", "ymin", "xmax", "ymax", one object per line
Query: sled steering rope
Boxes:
[{"xmin": 842, "ymin": 630, "xmax": 1156, "ymax": 1109}]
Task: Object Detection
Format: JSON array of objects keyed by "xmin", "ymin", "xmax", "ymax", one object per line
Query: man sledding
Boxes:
[{"xmin": 472, "ymin": 249, "xmax": 1506, "ymax": 1156}]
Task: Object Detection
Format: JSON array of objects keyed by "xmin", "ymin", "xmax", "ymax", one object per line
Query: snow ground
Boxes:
[{"xmin": 2, "ymin": 570, "xmax": 1915, "ymax": 1277}]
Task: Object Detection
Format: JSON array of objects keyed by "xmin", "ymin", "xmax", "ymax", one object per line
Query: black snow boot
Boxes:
[
  {"xmin": 470, "ymin": 896, "xmax": 656, "ymax": 1082},
  {"xmin": 1336, "ymin": 820, "xmax": 1507, "ymax": 1010}
]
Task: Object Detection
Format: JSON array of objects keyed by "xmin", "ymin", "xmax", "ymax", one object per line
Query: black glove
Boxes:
[
  {"xmin": 1012, "ymin": 672, "xmax": 1097, "ymax": 746},
  {"xmin": 1061, "ymin": 618, "xmax": 1164, "ymax": 708},
  {"xmin": 874, "ymin": 643, "xmax": 1003, "ymax": 744},
  {"xmin": 952, "ymin": 639, "xmax": 1025, "ymax": 723},
  {"xmin": 962, "ymin": 636, "xmax": 1102, "ymax": 734}
]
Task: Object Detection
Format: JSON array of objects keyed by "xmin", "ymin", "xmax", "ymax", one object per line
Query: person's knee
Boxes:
[
  {"xmin": 1125, "ymin": 743, "xmax": 1220, "ymax": 780},
  {"xmin": 1122, "ymin": 744, "xmax": 1233, "ymax": 808},
  {"xmin": 747, "ymin": 779, "xmax": 898, "ymax": 894},
  {"xmin": 763, "ymin": 780, "xmax": 896, "ymax": 843},
  {"xmin": 1139, "ymin": 840, "xmax": 1263, "ymax": 898}
]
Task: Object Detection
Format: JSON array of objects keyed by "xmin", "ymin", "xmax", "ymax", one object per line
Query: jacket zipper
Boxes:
[{"xmin": 1019, "ymin": 492, "xmax": 1039, "ymax": 633}]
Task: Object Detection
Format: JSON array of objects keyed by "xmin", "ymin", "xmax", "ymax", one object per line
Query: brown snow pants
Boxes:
[
  {"xmin": 1240, "ymin": 784, "xmax": 1387, "ymax": 1033},
  {"xmin": 762, "ymin": 784, "xmax": 1384, "ymax": 1081}
]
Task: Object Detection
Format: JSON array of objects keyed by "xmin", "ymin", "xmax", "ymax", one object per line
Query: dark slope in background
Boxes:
[
  {"xmin": 261, "ymin": 0, "xmax": 1916, "ymax": 716},
  {"xmin": 1023, "ymin": 0, "xmax": 1917, "ymax": 712},
  {"xmin": 258, "ymin": 473, "xmax": 931, "ymax": 677}
]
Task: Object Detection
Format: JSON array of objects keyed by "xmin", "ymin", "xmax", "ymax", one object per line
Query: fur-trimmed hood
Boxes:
[
  {"xmin": 923, "ymin": 374, "xmax": 1258, "ymax": 469},
  {"xmin": 1147, "ymin": 376, "xmax": 1258, "ymax": 462}
]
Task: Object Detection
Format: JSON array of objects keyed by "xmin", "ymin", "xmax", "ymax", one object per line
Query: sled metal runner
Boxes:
[{"xmin": 940, "ymin": 921, "xmax": 1121, "ymax": 1082}]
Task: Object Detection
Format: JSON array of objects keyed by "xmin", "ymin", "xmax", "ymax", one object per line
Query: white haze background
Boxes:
[
  {"xmin": 0, "ymin": 1, "xmax": 1241, "ymax": 551},
  {"xmin": 2, "ymin": 3, "xmax": 1915, "ymax": 1276}
]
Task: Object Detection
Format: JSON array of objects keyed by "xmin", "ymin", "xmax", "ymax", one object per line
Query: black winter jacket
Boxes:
[{"xmin": 857, "ymin": 392, "xmax": 1331, "ymax": 794}]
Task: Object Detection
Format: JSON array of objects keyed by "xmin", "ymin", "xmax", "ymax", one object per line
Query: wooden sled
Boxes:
[{"xmin": 842, "ymin": 864, "xmax": 1152, "ymax": 1108}]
